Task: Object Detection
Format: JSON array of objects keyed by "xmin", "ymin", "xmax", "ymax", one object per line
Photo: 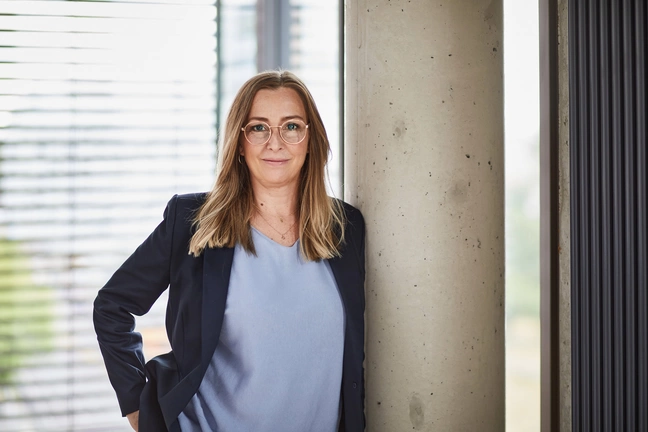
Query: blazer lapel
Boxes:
[
  {"xmin": 158, "ymin": 246, "xmax": 234, "ymax": 427},
  {"xmin": 201, "ymin": 246, "xmax": 235, "ymax": 366}
]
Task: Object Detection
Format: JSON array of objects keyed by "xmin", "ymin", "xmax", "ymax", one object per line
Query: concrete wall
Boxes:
[
  {"xmin": 557, "ymin": 0, "xmax": 571, "ymax": 430},
  {"xmin": 345, "ymin": 1, "xmax": 505, "ymax": 430}
]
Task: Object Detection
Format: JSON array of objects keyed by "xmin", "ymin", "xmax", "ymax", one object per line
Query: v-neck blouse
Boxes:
[{"xmin": 177, "ymin": 228, "xmax": 345, "ymax": 432}]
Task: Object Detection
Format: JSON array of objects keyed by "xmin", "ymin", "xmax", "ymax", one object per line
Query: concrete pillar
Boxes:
[
  {"xmin": 557, "ymin": 0, "xmax": 572, "ymax": 431},
  {"xmin": 344, "ymin": 1, "xmax": 505, "ymax": 430}
]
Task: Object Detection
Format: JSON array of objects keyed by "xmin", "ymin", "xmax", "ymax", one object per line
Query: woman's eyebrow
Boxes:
[{"xmin": 247, "ymin": 115, "xmax": 306, "ymax": 122}]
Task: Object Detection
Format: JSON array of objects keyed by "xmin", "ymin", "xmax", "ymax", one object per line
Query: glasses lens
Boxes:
[
  {"xmin": 280, "ymin": 120, "xmax": 307, "ymax": 144},
  {"xmin": 244, "ymin": 122, "xmax": 270, "ymax": 145}
]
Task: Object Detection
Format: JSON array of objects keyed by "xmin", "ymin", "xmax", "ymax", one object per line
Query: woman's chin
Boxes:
[{"xmin": 254, "ymin": 174, "xmax": 299, "ymax": 190}]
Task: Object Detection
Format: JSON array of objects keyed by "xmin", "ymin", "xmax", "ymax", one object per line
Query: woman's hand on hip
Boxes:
[{"xmin": 126, "ymin": 410, "xmax": 139, "ymax": 431}]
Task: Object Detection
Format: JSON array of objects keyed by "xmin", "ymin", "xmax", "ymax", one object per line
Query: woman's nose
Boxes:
[{"xmin": 266, "ymin": 128, "xmax": 284, "ymax": 149}]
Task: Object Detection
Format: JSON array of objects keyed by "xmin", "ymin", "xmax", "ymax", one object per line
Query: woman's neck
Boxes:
[
  {"xmin": 251, "ymin": 183, "xmax": 299, "ymax": 218},
  {"xmin": 250, "ymin": 182, "xmax": 300, "ymax": 246}
]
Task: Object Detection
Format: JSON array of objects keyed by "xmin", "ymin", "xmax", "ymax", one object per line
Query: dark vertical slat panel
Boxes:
[
  {"xmin": 588, "ymin": 2, "xmax": 602, "ymax": 430},
  {"xmin": 568, "ymin": 0, "xmax": 582, "ymax": 429},
  {"xmin": 609, "ymin": 3, "xmax": 626, "ymax": 431},
  {"xmin": 598, "ymin": 2, "xmax": 614, "ymax": 430},
  {"xmin": 635, "ymin": 2, "xmax": 648, "ymax": 431},
  {"xmin": 571, "ymin": 3, "xmax": 647, "ymax": 431},
  {"xmin": 622, "ymin": 1, "xmax": 637, "ymax": 430}
]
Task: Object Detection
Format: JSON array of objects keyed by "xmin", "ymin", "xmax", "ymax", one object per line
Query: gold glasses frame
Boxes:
[{"xmin": 241, "ymin": 119, "xmax": 310, "ymax": 146}]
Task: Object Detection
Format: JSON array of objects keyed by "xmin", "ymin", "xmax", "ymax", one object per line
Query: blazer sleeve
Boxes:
[{"xmin": 93, "ymin": 194, "xmax": 179, "ymax": 417}]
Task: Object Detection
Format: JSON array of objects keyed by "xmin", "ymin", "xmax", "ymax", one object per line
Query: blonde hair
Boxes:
[{"xmin": 188, "ymin": 70, "xmax": 345, "ymax": 260}]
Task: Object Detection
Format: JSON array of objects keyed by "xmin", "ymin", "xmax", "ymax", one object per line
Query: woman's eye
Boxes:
[
  {"xmin": 285, "ymin": 123, "xmax": 299, "ymax": 131},
  {"xmin": 251, "ymin": 124, "xmax": 267, "ymax": 132}
]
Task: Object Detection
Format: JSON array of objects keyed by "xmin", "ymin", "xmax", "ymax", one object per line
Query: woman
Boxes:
[{"xmin": 93, "ymin": 70, "xmax": 366, "ymax": 432}]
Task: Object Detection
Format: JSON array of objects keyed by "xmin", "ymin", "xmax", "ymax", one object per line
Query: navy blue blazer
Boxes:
[{"xmin": 93, "ymin": 193, "xmax": 366, "ymax": 432}]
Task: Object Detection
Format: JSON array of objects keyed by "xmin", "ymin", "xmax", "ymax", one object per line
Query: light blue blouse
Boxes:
[{"xmin": 178, "ymin": 228, "xmax": 345, "ymax": 432}]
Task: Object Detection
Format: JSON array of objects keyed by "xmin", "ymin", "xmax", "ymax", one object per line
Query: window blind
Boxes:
[{"xmin": 0, "ymin": 1, "xmax": 217, "ymax": 430}]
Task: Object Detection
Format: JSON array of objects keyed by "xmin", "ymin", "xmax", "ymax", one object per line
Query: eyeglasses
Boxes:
[{"xmin": 241, "ymin": 119, "xmax": 309, "ymax": 145}]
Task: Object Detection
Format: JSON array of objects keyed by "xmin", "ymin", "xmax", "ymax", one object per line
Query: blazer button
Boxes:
[{"xmin": 352, "ymin": 382, "xmax": 357, "ymax": 389}]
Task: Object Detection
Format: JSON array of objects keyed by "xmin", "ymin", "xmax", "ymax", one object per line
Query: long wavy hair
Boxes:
[{"xmin": 188, "ymin": 70, "xmax": 345, "ymax": 260}]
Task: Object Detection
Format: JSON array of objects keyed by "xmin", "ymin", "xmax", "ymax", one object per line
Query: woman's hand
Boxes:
[{"xmin": 126, "ymin": 410, "xmax": 139, "ymax": 431}]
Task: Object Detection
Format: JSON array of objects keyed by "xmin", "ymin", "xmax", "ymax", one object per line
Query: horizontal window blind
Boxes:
[{"xmin": 0, "ymin": 1, "xmax": 217, "ymax": 430}]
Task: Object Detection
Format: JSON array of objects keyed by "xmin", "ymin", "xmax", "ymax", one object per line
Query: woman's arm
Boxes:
[{"xmin": 93, "ymin": 195, "xmax": 178, "ymax": 417}]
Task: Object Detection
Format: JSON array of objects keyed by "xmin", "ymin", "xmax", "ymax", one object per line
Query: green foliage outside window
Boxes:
[
  {"xmin": 505, "ymin": 158, "xmax": 541, "ymax": 318},
  {"xmin": 0, "ymin": 238, "xmax": 54, "ymax": 389}
]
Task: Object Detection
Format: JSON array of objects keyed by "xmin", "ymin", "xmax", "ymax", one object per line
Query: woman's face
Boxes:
[{"xmin": 240, "ymin": 87, "xmax": 309, "ymax": 192}]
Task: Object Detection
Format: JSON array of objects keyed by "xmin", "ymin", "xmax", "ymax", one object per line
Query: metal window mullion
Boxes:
[
  {"xmin": 577, "ymin": 1, "xmax": 593, "ymax": 430},
  {"xmin": 568, "ymin": 0, "xmax": 581, "ymax": 430},
  {"xmin": 256, "ymin": 0, "xmax": 291, "ymax": 71}
]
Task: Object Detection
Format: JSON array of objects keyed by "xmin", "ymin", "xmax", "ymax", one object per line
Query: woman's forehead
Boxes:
[{"xmin": 248, "ymin": 87, "xmax": 306, "ymax": 119}]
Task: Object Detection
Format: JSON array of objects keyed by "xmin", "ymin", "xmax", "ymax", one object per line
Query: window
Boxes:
[
  {"xmin": 0, "ymin": 1, "xmax": 217, "ymax": 430},
  {"xmin": 0, "ymin": 1, "xmax": 342, "ymax": 430},
  {"xmin": 504, "ymin": 0, "xmax": 541, "ymax": 430}
]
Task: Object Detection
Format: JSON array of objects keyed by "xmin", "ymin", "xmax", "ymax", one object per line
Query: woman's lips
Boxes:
[{"xmin": 263, "ymin": 158, "xmax": 289, "ymax": 165}]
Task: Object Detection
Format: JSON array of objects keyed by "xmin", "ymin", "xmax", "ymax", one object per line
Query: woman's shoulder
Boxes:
[
  {"xmin": 331, "ymin": 198, "xmax": 365, "ymax": 237},
  {"xmin": 174, "ymin": 192, "xmax": 208, "ymax": 207},
  {"xmin": 167, "ymin": 192, "xmax": 208, "ymax": 215},
  {"xmin": 332, "ymin": 198, "xmax": 363, "ymax": 220},
  {"xmin": 162, "ymin": 192, "xmax": 208, "ymax": 230}
]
